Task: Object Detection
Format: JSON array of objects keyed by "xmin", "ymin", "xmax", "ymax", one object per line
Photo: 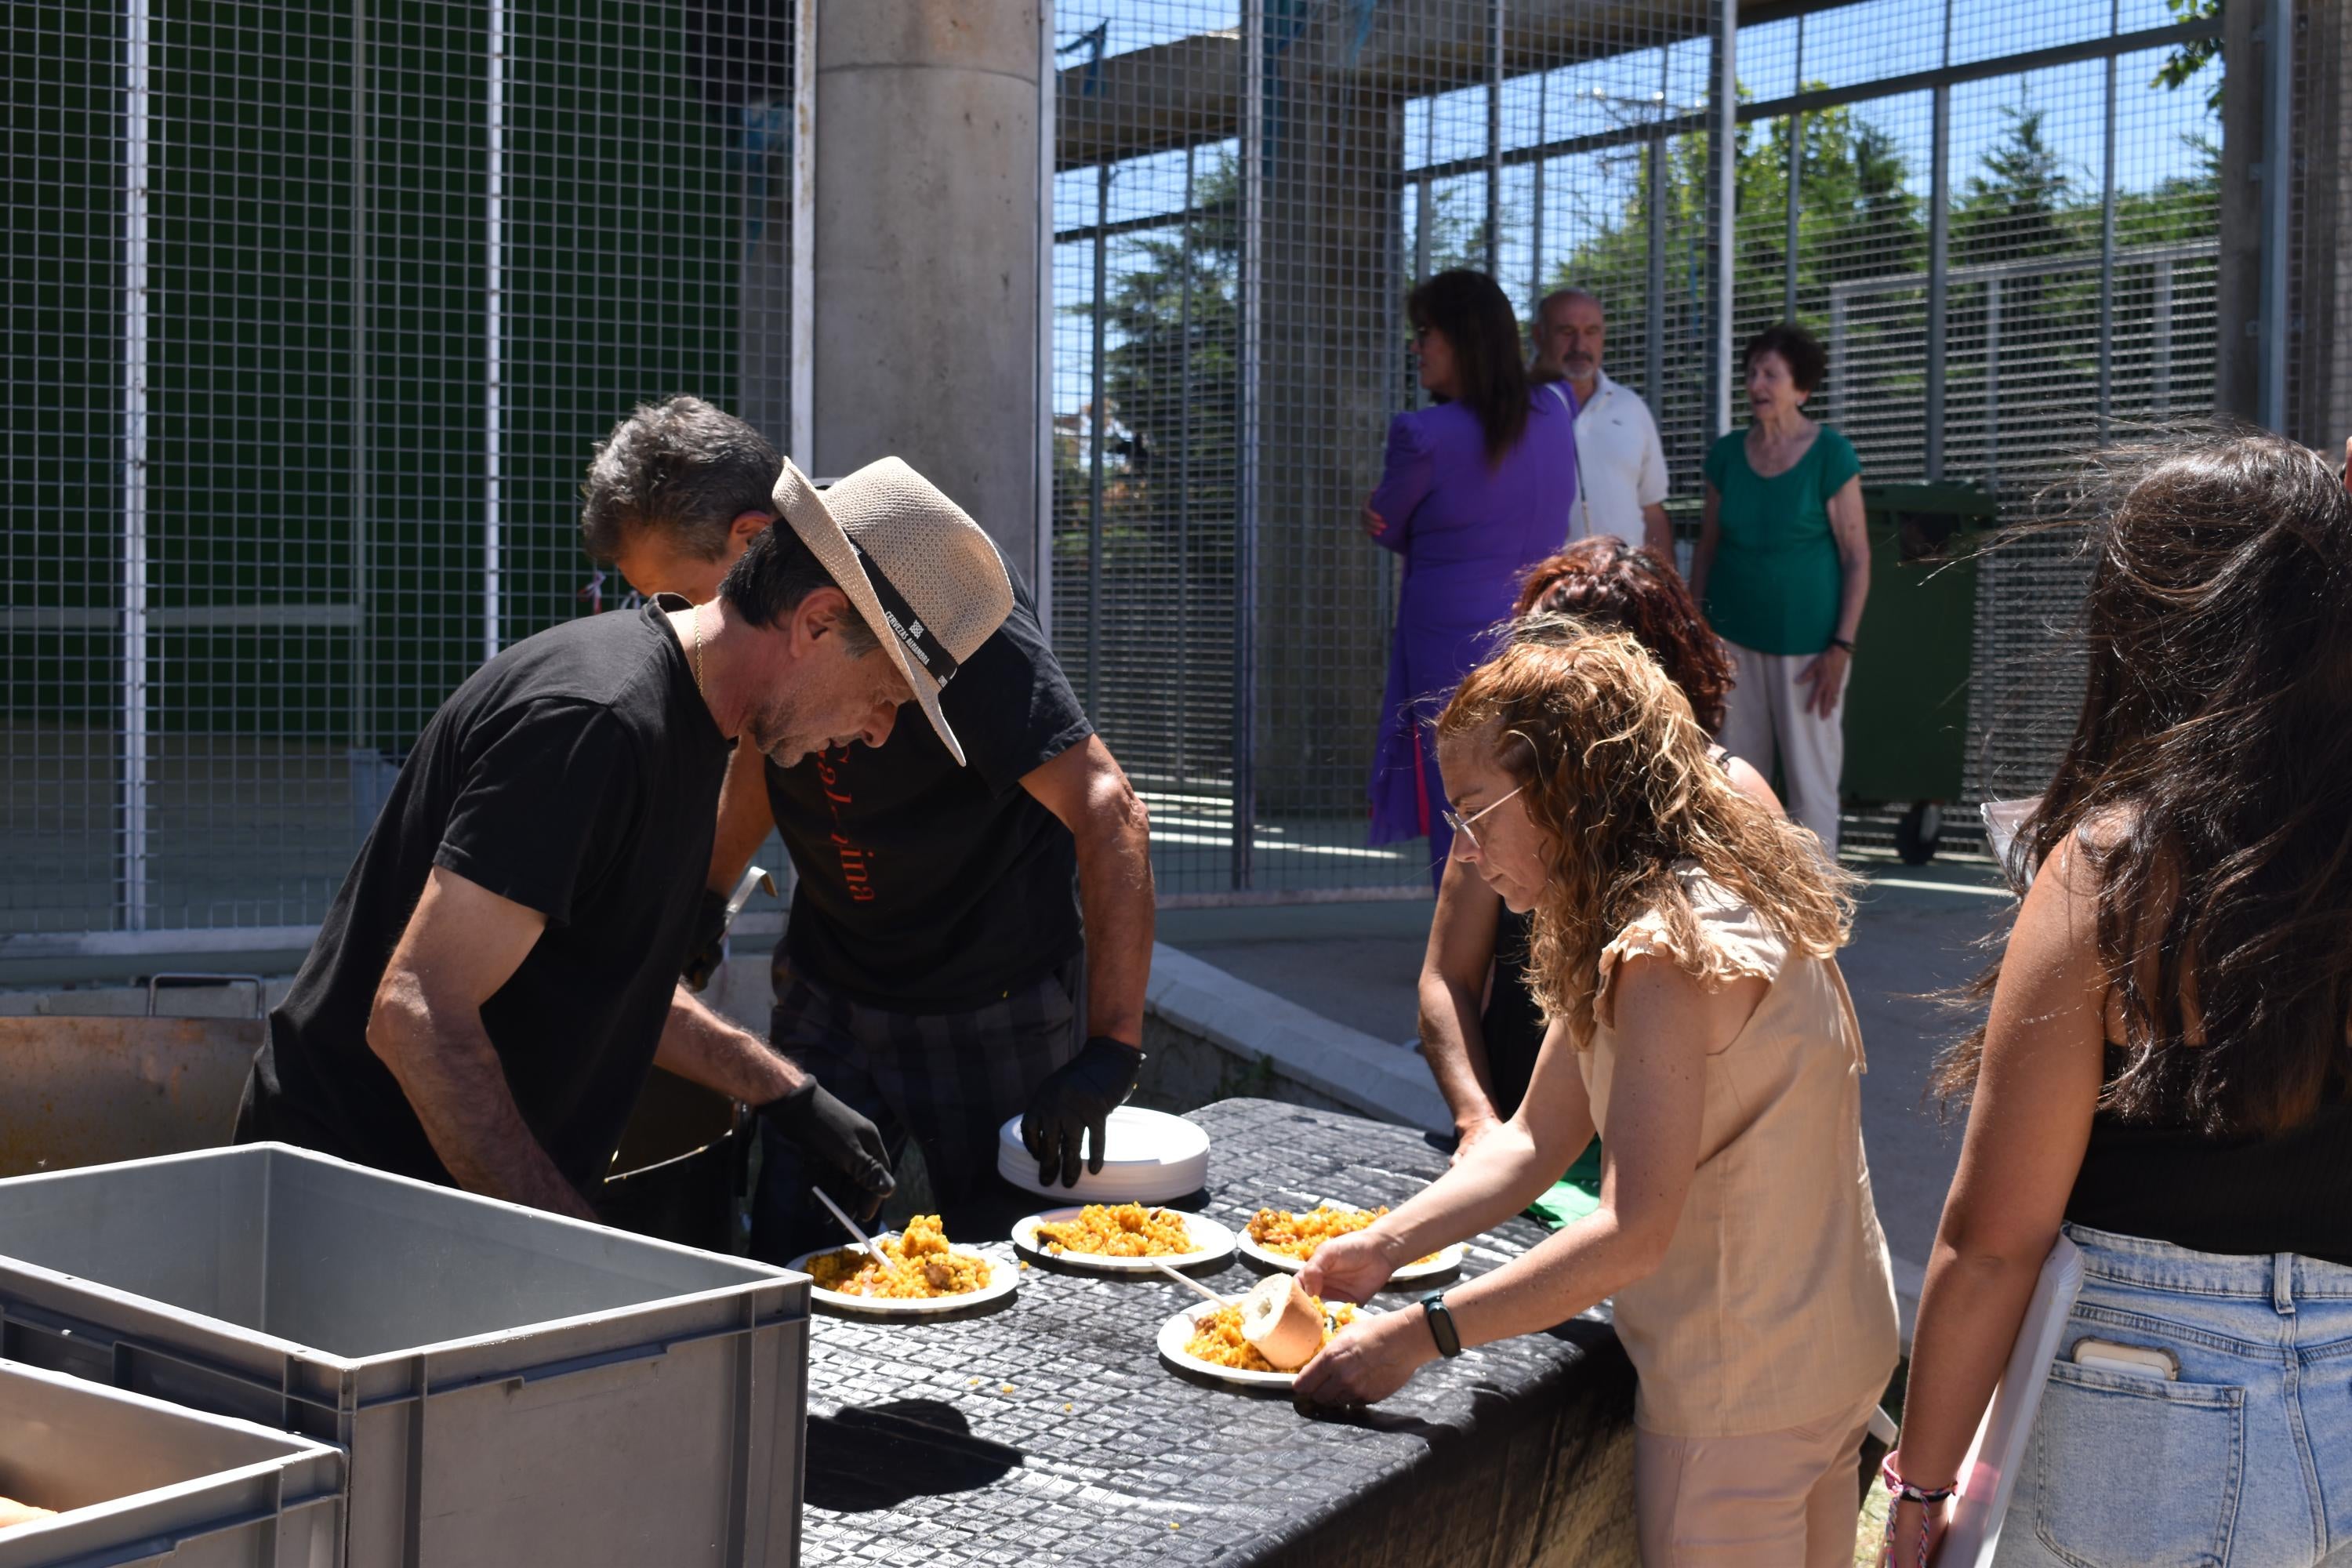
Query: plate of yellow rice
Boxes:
[
  {"xmin": 787, "ymin": 1214, "xmax": 1020, "ymax": 1317},
  {"xmin": 1011, "ymin": 1202, "xmax": 1236, "ymax": 1273}
]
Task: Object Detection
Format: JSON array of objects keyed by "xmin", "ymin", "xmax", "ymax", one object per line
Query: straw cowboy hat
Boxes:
[{"xmin": 771, "ymin": 456, "xmax": 1014, "ymax": 767}]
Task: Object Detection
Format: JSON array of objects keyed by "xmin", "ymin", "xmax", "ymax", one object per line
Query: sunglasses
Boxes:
[{"xmin": 1442, "ymin": 785, "xmax": 1523, "ymax": 855}]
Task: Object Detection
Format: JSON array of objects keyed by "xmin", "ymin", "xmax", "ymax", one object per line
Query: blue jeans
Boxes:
[{"xmin": 1993, "ymin": 1224, "xmax": 2352, "ymax": 1568}]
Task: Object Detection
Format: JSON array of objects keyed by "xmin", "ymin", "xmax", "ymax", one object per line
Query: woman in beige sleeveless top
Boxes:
[{"xmin": 1297, "ymin": 626, "xmax": 1899, "ymax": 1566}]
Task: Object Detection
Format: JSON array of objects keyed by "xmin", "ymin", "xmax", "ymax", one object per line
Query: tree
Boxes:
[
  {"xmin": 2154, "ymin": 0, "xmax": 2223, "ymax": 112},
  {"xmin": 1955, "ymin": 106, "xmax": 2076, "ymax": 264}
]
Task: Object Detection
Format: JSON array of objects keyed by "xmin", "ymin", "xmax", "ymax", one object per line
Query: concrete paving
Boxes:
[{"xmin": 1157, "ymin": 857, "xmax": 2015, "ymax": 1284}]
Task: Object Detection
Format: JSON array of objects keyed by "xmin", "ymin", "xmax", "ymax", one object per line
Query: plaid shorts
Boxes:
[{"xmin": 748, "ymin": 956, "xmax": 1082, "ymax": 1265}]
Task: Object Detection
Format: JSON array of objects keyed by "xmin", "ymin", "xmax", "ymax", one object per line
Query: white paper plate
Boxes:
[
  {"xmin": 786, "ymin": 1236, "xmax": 1021, "ymax": 1318},
  {"xmin": 1155, "ymin": 1299, "xmax": 1379, "ymax": 1390},
  {"xmin": 1010, "ymin": 1207, "xmax": 1236, "ymax": 1273},
  {"xmin": 995, "ymin": 1107, "xmax": 1210, "ymax": 1203},
  {"xmin": 1234, "ymin": 1203, "xmax": 1468, "ymax": 1286}
]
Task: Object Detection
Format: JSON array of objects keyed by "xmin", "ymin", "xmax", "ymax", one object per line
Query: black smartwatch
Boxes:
[{"xmin": 1420, "ymin": 1290, "xmax": 1462, "ymax": 1359}]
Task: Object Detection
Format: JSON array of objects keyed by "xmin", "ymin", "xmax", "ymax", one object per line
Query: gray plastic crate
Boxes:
[
  {"xmin": 0, "ymin": 1144, "xmax": 808, "ymax": 1568},
  {"xmin": 0, "ymin": 1358, "xmax": 343, "ymax": 1568}
]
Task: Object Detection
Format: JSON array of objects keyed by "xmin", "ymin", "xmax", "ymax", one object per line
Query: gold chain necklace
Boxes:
[{"xmin": 691, "ymin": 602, "xmax": 707, "ymax": 700}]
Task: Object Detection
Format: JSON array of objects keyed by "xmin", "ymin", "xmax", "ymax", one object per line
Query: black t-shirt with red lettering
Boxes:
[
  {"xmin": 242, "ymin": 599, "xmax": 730, "ymax": 1190},
  {"xmin": 764, "ymin": 568, "xmax": 1092, "ymax": 1012}
]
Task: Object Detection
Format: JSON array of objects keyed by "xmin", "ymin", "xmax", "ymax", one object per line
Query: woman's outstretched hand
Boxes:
[
  {"xmin": 1291, "ymin": 1307, "xmax": 1435, "ymax": 1409},
  {"xmin": 1298, "ymin": 1229, "xmax": 1398, "ymax": 1305}
]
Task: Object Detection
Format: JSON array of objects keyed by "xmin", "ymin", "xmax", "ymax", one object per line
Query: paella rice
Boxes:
[
  {"xmin": 1246, "ymin": 1205, "xmax": 1439, "ymax": 1265},
  {"xmin": 807, "ymin": 1214, "xmax": 992, "ymax": 1299},
  {"xmin": 1031, "ymin": 1203, "xmax": 1196, "ymax": 1258},
  {"xmin": 1182, "ymin": 1298, "xmax": 1356, "ymax": 1373}
]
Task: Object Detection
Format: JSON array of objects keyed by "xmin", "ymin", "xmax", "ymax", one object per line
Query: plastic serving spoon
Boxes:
[{"xmin": 812, "ymin": 1185, "xmax": 900, "ymax": 1276}]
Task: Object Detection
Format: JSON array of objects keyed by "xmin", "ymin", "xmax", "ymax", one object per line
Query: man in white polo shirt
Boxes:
[{"xmin": 1531, "ymin": 288, "xmax": 1673, "ymax": 559}]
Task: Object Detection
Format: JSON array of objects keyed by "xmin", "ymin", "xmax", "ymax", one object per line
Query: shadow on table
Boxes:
[{"xmin": 804, "ymin": 1399, "xmax": 1026, "ymax": 1512}]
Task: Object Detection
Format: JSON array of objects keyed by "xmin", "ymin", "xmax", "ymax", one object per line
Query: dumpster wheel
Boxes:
[{"xmin": 1895, "ymin": 802, "xmax": 1944, "ymax": 866}]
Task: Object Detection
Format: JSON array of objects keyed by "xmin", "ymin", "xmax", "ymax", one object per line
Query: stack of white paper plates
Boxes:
[{"xmin": 995, "ymin": 1107, "xmax": 1210, "ymax": 1203}]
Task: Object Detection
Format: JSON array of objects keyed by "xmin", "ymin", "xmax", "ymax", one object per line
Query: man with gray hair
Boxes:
[
  {"xmin": 1531, "ymin": 288, "xmax": 1674, "ymax": 559},
  {"xmin": 586, "ymin": 396, "xmax": 1157, "ymax": 1263},
  {"xmin": 239, "ymin": 414, "xmax": 1019, "ymax": 1224}
]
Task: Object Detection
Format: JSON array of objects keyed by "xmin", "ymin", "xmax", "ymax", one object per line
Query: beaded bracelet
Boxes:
[{"xmin": 1878, "ymin": 1454, "xmax": 1957, "ymax": 1568}]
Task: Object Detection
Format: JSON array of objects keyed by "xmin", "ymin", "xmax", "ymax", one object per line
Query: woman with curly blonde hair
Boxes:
[{"xmin": 1298, "ymin": 627, "xmax": 1899, "ymax": 1567}]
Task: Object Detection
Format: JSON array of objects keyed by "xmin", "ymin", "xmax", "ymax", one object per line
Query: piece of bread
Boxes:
[
  {"xmin": 1238, "ymin": 1272, "xmax": 1323, "ymax": 1371},
  {"xmin": 0, "ymin": 1496, "xmax": 57, "ymax": 1531}
]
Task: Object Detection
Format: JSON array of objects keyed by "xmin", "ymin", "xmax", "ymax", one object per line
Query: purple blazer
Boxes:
[{"xmin": 1365, "ymin": 387, "xmax": 1579, "ymax": 880}]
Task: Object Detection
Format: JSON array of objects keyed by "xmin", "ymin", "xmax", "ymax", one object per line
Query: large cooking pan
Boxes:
[
  {"xmin": 0, "ymin": 975, "xmax": 264, "ymax": 1178},
  {"xmin": 2, "ymin": 974, "xmax": 747, "ymax": 1250}
]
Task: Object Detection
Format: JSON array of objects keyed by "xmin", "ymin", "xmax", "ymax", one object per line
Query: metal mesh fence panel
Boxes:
[
  {"xmin": 1052, "ymin": 0, "xmax": 2224, "ymax": 895},
  {"xmin": 1741, "ymin": 1, "xmax": 2224, "ymax": 811},
  {"xmin": 3, "ymin": 0, "xmax": 2257, "ymax": 947},
  {"xmin": 4, "ymin": 1, "xmax": 793, "ymax": 951},
  {"xmin": 2288, "ymin": 0, "xmax": 2351, "ymax": 457},
  {"xmin": 1053, "ymin": 1, "xmax": 1727, "ymax": 899}
]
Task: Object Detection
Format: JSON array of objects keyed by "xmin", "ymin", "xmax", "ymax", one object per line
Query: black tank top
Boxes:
[
  {"xmin": 2066, "ymin": 1054, "xmax": 2352, "ymax": 1267},
  {"xmin": 1479, "ymin": 907, "xmax": 1546, "ymax": 1119}
]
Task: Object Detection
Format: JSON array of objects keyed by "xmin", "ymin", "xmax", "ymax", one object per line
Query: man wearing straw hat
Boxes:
[
  {"xmin": 237, "ymin": 441, "xmax": 1014, "ymax": 1224},
  {"xmin": 588, "ymin": 397, "xmax": 1156, "ymax": 1262}
]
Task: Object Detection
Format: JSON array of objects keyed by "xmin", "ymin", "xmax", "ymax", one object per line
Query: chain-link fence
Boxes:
[
  {"xmin": 1737, "ymin": 2, "xmax": 2227, "ymax": 811},
  {"xmin": 1052, "ymin": 1, "xmax": 1733, "ymax": 900},
  {"xmin": 5, "ymin": 1, "xmax": 797, "ymax": 953},
  {"xmin": 1052, "ymin": 0, "xmax": 2229, "ymax": 897},
  {"xmin": 0, "ymin": 0, "xmax": 2281, "ymax": 955}
]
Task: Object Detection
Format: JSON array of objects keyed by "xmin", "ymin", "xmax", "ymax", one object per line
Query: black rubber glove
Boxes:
[
  {"xmin": 1021, "ymin": 1036, "xmax": 1145, "ymax": 1189},
  {"xmin": 680, "ymin": 888, "xmax": 731, "ymax": 992},
  {"xmin": 758, "ymin": 1080, "xmax": 895, "ymax": 1205}
]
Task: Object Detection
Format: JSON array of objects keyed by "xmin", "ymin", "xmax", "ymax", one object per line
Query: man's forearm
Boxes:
[
  {"xmin": 654, "ymin": 984, "xmax": 804, "ymax": 1105},
  {"xmin": 1076, "ymin": 796, "xmax": 1155, "ymax": 1047},
  {"xmin": 370, "ymin": 989, "xmax": 597, "ymax": 1221}
]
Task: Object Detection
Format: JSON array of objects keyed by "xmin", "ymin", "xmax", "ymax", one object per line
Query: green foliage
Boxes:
[{"xmin": 2154, "ymin": 0, "xmax": 2224, "ymax": 113}]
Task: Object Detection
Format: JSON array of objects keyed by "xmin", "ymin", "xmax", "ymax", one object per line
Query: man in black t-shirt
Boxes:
[
  {"xmin": 240, "ymin": 429, "xmax": 1015, "ymax": 1223},
  {"xmin": 593, "ymin": 398, "xmax": 1156, "ymax": 1261}
]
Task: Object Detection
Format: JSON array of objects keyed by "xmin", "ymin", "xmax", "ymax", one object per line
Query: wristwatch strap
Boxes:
[{"xmin": 1421, "ymin": 1290, "xmax": 1462, "ymax": 1359}]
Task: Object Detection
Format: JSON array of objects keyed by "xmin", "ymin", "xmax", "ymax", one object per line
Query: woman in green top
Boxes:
[{"xmin": 1690, "ymin": 321, "xmax": 1869, "ymax": 854}]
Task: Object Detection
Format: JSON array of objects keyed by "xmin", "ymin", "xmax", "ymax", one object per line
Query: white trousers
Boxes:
[{"xmin": 1715, "ymin": 640, "xmax": 1843, "ymax": 855}]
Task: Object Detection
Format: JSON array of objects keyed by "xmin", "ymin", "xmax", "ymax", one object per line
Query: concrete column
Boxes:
[
  {"xmin": 811, "ymin": 2, "xmax": 1045, "ymax": 590},
  {"xmin": 1252, "ymin": 78, "xmax": 1405, "ymax": 817},
  {"xmin": 2288, "ymin": 0, "xmax": 2350, "ymax": 448},
  {"xmin": 2218, "ymin": 0, "xmax": 2352, "ymax": 445},
  {"xmin": 2212, "ymin": 0, "xmax": 2266, "ymax": 422}
]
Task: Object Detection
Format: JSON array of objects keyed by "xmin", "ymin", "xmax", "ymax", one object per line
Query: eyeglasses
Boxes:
[{"xmin": 1442, "ymin": 785, "xmax": 1523, "ymax": 855}]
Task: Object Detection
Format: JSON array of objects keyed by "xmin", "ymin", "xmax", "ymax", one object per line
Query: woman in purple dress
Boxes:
[{"xmin": 1364, "ymin": 270, "xmax": 1580, "ymax": 885}]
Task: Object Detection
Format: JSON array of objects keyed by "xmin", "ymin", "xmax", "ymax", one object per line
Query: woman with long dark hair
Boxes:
[
  {"xmin": 1364, "ymin": 269, "xmax": 1579, "ymax": 884},
  {"xmin": 1422, "ymin": 537, "xmax": 1782, "ymax": 1162},
  {"xmin": 1883, "ymin": 433, "xmax": 2352, "ymax": 1566}
]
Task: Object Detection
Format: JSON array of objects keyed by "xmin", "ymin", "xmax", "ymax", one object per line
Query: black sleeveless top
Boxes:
[
  {"xmin": 1480, "ymin": 907, "xmax": 1546, "ymax": 1119},
  {"xmin": 2066, "ymin": 1059, "xmax": 2352, "ymax": 1268}
]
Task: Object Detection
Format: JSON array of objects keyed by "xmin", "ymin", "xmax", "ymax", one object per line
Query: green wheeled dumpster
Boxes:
[{"xmin": 1841, "ymin": 481, "xmax": 2000, "ymax": 864}]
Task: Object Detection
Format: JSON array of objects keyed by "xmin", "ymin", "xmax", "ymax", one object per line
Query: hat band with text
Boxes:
[{"xmin": 848, "ymin": 539, "xmax": 960, "ymax": 689}]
